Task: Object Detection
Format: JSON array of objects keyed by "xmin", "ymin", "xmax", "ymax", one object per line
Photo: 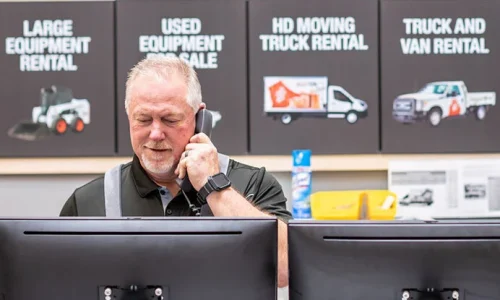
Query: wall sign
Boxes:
[
  {"xmin": 0, "ymin": 1, "xmax": 115, "ymax": 157},
  {"xmin": 116, "ymin": 0, "xmax": 247, "ymax": 156},
  {"xmin": 248, "ymin": 0, "xmax": 379, "ymax": 155},
  {"xmin": 381, "ymin": 0, "xmax": 500, "ymax": 153}
]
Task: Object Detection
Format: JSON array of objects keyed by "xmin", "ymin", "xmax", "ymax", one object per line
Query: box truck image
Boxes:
[
  {"xmin": 263, "ymin": 76, "xmax": 368, "ymax": 125},
  {"xmin": 392, "ymin": 81, "xmax": 496, "ymax": 127}
]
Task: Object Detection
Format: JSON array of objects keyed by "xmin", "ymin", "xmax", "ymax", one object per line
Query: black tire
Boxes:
[
  {"xmin": 281, "ymin": 114, "xmax": 293, "ymax": 125},
  {"xmin": 427, "ymin": 108, "xmax": 442, "ymax": 127},
  {"xmin": 475, "ymin": 106, "xmax": 487, "ymax": 121},
  {"xmin": 345, "ymin": 111, "xmax": 359, "ymax": 124}
]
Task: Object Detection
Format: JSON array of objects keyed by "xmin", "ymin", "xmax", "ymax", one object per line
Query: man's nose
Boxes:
[{"xmin": 149, "ymin": 121, "xmax": 165, "ymax": 141}]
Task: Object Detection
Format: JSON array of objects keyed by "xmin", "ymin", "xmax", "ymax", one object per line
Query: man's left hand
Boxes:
[{"xmin": 175, "ymin": 133, "xmax": 220, "ymax": 191}]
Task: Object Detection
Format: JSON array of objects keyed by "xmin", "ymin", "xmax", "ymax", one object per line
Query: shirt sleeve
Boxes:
[
  {"xmin": 59, "ymin": 192, "xmax": 78, "ymax": 216},
  {"xmin": 251, "ymin": 167, "xmax": 293, "ymax": 223}
]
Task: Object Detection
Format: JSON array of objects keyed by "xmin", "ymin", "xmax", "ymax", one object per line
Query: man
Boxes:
[{"xmin": 60, "ymin": 56, "xmax": 292, "ymax": 288}]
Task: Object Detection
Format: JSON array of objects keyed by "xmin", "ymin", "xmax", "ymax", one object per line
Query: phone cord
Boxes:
[{"xmin": 180, "ymin": 189, "xmax": 201, "ymax": 217}]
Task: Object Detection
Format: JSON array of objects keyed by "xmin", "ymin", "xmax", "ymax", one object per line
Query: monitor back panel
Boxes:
[
  {"xmin": 288, "ymin": 221, "xmax": 500, "ymax": 300},
  {"xmin": 0, "ymin": 217, "xmax": 278, "ymax": 300}
]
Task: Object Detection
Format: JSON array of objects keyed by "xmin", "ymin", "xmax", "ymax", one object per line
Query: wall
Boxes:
[
  {"xmin": 0, "ymin": 0, "xmax": 388, "ymax": 217},
  {"xmin": 0, "ymin": 170, "xmax": 387, "ymax": 217}
]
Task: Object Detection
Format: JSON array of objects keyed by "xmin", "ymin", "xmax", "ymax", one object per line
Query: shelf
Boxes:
[{"xmin": 2, "ymin": 153, "xmax": 500, "ymax": 175}]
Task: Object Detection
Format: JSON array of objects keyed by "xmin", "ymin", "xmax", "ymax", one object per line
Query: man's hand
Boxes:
[{"xmin": 175, "ymin": 133, "xmax": 220, "ymax": 191}]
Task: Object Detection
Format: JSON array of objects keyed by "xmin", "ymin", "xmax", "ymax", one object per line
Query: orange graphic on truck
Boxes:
[
  {"xmin": 268, "ymin": 81, "xmax": 295, "ymax": 108},
  {"xmin": 448, "ymin": 99, "xmax": 461, "ymax": 116},
  {"xmin": 268, "ymin": 81, "xmax": 321, "ymax": 109}
]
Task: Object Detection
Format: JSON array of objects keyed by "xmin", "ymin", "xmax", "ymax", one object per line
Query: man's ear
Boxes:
[{"xmin": 198, "ymin": 102, "xmax": 206, "ymax": 110}]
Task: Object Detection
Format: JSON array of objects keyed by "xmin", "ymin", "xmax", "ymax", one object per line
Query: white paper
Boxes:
[
  {"xmin": 388, "ymin": 158, "xmax": 500, "ymax": 219},
  {"xmin": 459, "ymin": 159, "xmax": 500, "ymax": 217}
]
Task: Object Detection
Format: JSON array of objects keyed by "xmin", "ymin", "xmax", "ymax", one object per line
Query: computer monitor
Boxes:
[
  {"xmin": 0, "ymin": 217, "xmax": 278, "ymax": 300},
  {"xmin": 288, "ymin": 220, "xmax": 500, "ymax": 300}
]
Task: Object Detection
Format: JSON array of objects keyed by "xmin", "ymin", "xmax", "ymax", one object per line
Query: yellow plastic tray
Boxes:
[
  {"xmin": 311, "ymin": 190, "xmax": 364, "ymax": 220},
  {"xmin": 310, "ymin": 190, "xmax": 397, "ymax": 221},
  {"xmin": 364, "ymin": 190, "xmax": 398, "ymax": 220}
]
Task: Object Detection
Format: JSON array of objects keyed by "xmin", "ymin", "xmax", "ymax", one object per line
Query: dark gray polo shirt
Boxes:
[{"xmin": 60, "ymin": 155, "xmax": 292, "ymax": 222}]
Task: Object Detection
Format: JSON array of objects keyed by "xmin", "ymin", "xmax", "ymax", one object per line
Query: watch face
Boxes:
[{"xmin": 212, "ymin": 173, "xmax": 231, "ymax": 189}]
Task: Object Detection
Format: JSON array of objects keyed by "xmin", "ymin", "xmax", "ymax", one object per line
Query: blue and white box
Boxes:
[{"xmin": 291, "ymin": 149, "xmax": 312, "ymax": 219}]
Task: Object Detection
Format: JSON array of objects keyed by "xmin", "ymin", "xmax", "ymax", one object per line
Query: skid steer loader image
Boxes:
[{"xmin": 8, "ymin": 85, "xmax": 90, "ymax": 141}]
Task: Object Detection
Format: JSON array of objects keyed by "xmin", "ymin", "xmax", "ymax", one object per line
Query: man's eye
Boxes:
[
  {"xmin": 137, "ymin": 118, "xmax": 151, "ymax": 123},
  {"xmin": 164, "ymin": 119, "xmax": 179, "ymax": 124}
]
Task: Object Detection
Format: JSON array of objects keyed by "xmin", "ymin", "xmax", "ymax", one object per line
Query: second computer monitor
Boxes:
[{"xmin": 288, "ymin": 220, "xmax": 500, "ymax": 300}]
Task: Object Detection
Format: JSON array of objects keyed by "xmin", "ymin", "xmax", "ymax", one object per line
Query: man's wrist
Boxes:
[
  {"xmin": 196, "ymin": 172, "xmax": 231, "ymax": 205},
  {"xmin": 206, "ymin": 186, "xmax": 232, "ymax": 203}
]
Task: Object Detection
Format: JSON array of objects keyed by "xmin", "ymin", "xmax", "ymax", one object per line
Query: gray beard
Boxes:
[{"xmin": 141, "ymin": 152, "xmax": 177, "ymax": 178}]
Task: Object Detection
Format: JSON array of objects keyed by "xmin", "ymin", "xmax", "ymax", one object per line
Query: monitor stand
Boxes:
[
  {"xmin": 99, "ymin": 285, "xmax": 167, "ymax": 300},
  {"xmin": 402, "ymin": 288, "xmax": 460, "ymax": 300}
]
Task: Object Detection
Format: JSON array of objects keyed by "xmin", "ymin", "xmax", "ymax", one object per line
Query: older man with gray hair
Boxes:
[{"xmin": 60, "ymin": 55, "xmax": 292, "ymax": 288}]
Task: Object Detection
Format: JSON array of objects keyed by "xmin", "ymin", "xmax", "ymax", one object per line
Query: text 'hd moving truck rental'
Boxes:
[
  {"xmin": 392, "ymin": 81, "xmax": 496, "ymax": 127},
  {"xmin": 264, "ymin": 76, "xmax": 368, "ymax": 125}
]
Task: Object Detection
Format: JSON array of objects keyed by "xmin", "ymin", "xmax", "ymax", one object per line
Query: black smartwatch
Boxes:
[{"xmin": 197, "ymin": 173, "xmax": 232, "ymax": 205}]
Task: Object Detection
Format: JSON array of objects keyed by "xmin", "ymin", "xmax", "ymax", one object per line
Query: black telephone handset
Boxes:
[{"xmin": 176, "ymin": 109, "xmax": 213, "ymax": 195}]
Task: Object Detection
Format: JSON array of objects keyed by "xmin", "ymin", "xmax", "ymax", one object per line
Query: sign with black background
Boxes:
[
  {"xmin": 248, "ymin": 0, "xmax": 379, "ymax": 155},
  {"xmin": 381, "ymin": 0, "xmax": 500, "ymax": 153},
  {"xmin": 0, "ymin": 1, "xmax": 115, "ymax": 157},
  {"xmin": 116, "ymin": 0, "xmax": 247, "ymax": 156}
]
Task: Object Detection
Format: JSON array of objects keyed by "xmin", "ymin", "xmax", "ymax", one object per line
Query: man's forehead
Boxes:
[{"xmin": 132, "ymin": 101, "xmax": 186, "ymax": 113}]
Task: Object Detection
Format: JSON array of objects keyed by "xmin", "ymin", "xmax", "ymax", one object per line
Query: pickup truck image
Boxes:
[
  {"xmin": 392, "ymin": 81, "xmax": 496, "ymax": 127},
  {"xmin": 264, "ymin": 76, "xmax": 368, "ymax": 125}
]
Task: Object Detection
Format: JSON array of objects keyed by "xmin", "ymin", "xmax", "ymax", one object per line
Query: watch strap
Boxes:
[
  {"xmin": 197, "ymin": 181, "xmax": 214, "ymax": 205},
  {"xmin": 196, "ymin": 172, "xmax": 232, "ymax": 205}
]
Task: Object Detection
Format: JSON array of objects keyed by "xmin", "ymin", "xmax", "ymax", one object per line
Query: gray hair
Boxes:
[{"xmin": 124, "ymin": 55, "xmax": 202, "ymax": 114}]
